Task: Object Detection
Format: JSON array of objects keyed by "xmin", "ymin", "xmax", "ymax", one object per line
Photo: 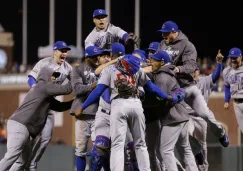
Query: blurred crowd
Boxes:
[
  {"xmin": 0, "ymin": 56, "xmax": 229, "ymax": 93},
  {"xmin": 0, "ymin": 113, "xmax": 7, "ymax": 144}
]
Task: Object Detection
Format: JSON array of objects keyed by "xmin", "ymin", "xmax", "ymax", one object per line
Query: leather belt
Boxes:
[{"xmin": 101, "ymin": 108, "xmax": 110, "ymax": 115}]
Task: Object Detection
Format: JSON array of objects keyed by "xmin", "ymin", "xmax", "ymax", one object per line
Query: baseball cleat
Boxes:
[{"xmin": 219, "ymin": 134, "xmax": 229, "ymax": 147}]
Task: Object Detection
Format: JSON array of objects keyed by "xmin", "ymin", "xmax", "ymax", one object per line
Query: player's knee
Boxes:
[
  {"xmin": 161, "ymin": 147, "xmax": 173, "ymax": 158},
  {"xmin": 75, "ymin": 140, "xmax": 87, "ymax": 157}
]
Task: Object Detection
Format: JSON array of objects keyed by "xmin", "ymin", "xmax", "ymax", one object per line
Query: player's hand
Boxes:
[
  {"xmin": 168, "ymin": 94, "xmax": 178, "ymax": 104},
  {"xmin": 216, "ymin": 49, "xmax": 224, "ymax": 63},
  {"xmin": 224, "ymin": 102, "xmax": 229, "ymax": 109},
  {"xmin": 142, "ymin": 66, "xmax": 152, "ymax": 73},
  {"xmin": 74, "ymin": 108, "xmax": 83, "ymax": 119},
  {"xmin": 91, "ymin": 82, "xmax": 97, "ymax": 90},
  {"xmin": 174, "ymin": 67, "xmax": 180, "ymax": 73}
]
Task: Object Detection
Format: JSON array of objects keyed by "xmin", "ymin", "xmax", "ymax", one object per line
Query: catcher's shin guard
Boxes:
[
  {"xmin": 90, "ymin": 135, "xmax": 111, "ymax": 171},
  {"xmin": 126, "ymin": 141, "xmax": 139, "ymax": 171}
]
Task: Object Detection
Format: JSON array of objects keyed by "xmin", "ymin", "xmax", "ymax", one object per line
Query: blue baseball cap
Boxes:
[
  {"xmin": 85, "ymin": 46, "xmax": 102, "ymax": 57},
  {"xmin": 228, "ymin": 47, "xmax": 242, "ymax": 58},
  {"xmin": 147, "ymin": 42, "xmax": 160, "ymax": 51},
  {"xmin": 93, "ymin": 9, "xmax": 108, "ymax": 18},
  {"xmin": 149, "ymin": 50, "xmax": 170, "ymax": 63},
  {"xmin": 158, "ymin": 21, "xmax": 178, "ymax": 33},
  {"xmin": 53, "ymin": 41, "xmax": 71, "ymax": 50},
  {"xmin": 133, "ymin": 49, "xmax": 147, "ymax": 62},
  {"xmin": 111, "ymin": 43, "xmax": 125, "ymax": 55},
  {"xmin": 102, "ymin": 49, "xmax": 111, "ymax": 54}
]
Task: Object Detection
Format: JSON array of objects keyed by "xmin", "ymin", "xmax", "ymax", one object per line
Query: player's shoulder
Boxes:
[
  {"xmin": 104, "ymin": 64, "xmax": 116, "ymax": 72},
  {"xmin": 85, "ymin": 27, "xmax": 97, "ymax": 38},
  {"xmin": 222, "ymin": 66, "xmax": 231, "ymax": 76},
  {"xmin": 37, "ymin": 56, "xmax": 52, "ymax": 64},
  {"xmin": 63, "ymin": 61, "xmax": 73, "ymax": 71},
  {"xmin": 108, "ymin": 23, "xmax": 120, "ymax": 31}
]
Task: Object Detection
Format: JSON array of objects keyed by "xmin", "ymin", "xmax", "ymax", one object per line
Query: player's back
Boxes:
[
  {"xmin": 100, "ymin": 65, "xmax": 145, "ymax": 101},
  {"xmin": 70, "ymin": 62, "xmax": 99, "ymax": 115},
  {"xmin": 10, "ymin": 67, "xmax": 72, "ymax": 138}
]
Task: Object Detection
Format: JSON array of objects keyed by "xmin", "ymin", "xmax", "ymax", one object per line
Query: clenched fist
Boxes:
[
  {"xmin": 224, "ymin": 102, "xmax": 229, "ymax": 109},
  {"xmin": 75, "ymin": 108, "xmax": 83, "ymax": 119}
]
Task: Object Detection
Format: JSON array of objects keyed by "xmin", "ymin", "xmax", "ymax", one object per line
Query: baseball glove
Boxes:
[
  {"xmin": 124, "ymin": 33, "xmax": 141, "ymax": 54},
  {"xmin": 114, "ymin": 79, "xmax": 138, "ymax": 99},
  {"xmin": 171, "ymin": 88, "xmax": 186, "ymax": 102}
]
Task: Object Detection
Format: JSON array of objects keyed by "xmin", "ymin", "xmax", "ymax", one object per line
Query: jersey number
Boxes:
[{"xmin": 116, "ymin": 73, "xmax": 135, "ymax": 85}]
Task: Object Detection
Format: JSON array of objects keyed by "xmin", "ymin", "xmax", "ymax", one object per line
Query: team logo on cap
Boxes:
[
  {"xmin": 231, "ymin": 51, "xmax": 234, "ymax": 54},
  {"xmin": 150, "ymin": 43, "xmax": 154, "ymax": 47},
  {"xmin": 99, "ymin": 10, "xmax": 102, "ymax": 13},
  {"xmin": 162, "ymin": 24, "xmax": 165, "ymax": 28},
  {"xmin": 94, "ymin": 48, "xmax": 98, "ymax": 52},
  {"xmin": 62, "ymin": 42, "xmax": 67, "ymax": 46}
]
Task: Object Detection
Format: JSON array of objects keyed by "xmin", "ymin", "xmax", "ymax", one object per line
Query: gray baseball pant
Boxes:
[
  {"xmin": 188, "ymin": 115, "xmax": 209, "ymax": 171},
  {"xmin": 146, "ymin": 120, "xmax": 162, "ymax": 171},
  {"xmin": 185, "ymin": 85, "xmax": 225, "ymax": 138},
  {"xmin": 110, "ymin": 98, "xmax": 150, "ymax": 171},
  {"xmin": 158, "ymin": 121, "xmax": 198, "ymax": 171},
  {"xmin": 0, "ymin": 120, "xmax": 31, "ymax": 171},
  {"xmin": 75, "ymin": 114, "xmax": 95, "ymax": 157},
  {"xmin": 24, "ymin": 113, "xmax": 55, "ymax": 171},
  {"xmin": 233, "ymin": 101, "xmax": 243, "ymax": 133}
]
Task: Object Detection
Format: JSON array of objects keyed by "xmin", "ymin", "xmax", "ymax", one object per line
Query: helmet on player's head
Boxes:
[
  {"xmin": 120, "ymin": 55, "xmax": 141, "ymax": 75},
  {"xmin": 85, "ymin": 46, "xmax": 102, "ymax": 58},
  {"xmin": 228, "ymin": 47, "xmax": 242, "ymax": 58}
]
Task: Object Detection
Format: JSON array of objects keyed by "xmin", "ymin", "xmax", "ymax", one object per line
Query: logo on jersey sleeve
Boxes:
[{"xmin": 164, "ymin": 46, "xmax": 179, "ymax": 60}]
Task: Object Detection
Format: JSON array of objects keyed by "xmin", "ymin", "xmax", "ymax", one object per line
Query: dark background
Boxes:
[{"xmin": 0, "ymin": 0, "xmax": 242, "ymax": 65}]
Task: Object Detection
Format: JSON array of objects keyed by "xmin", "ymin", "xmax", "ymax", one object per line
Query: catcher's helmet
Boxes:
[{"xmin": 121, "ymin": 55, "xmax": 141, "ymax": 75}]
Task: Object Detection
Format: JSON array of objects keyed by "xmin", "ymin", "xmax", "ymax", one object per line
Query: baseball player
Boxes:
[
  {"xmin": 157, "ymin": 21, "xmax": 229, "ymax": 147},
  {"xmin": 74, "ymin": 54, "xmax": 184, "ymax": 171},
  {"xmin": 85, "ymin": 9, "xmax": 140, "ymax": 52},
  {"xmin": 223, "ymin": 47, "xmax": 243, "ymax": 133},
  {"xmin": 89, "ymin": 48, "xmax": 112, "ymax": 171},
  {"xmin": 70, "ymin": 46, "xmax": 102, "ymax": 171},
  {"xmin": 0, "ymin": 67, "xmax": 73, "ymax": 171},
  {"xmin": 90, "ymin": 43, "xmax": 139, "ymax": 171},
  {"xmin": 144, "ymin": 50, "xmax": 198, "ymax": 171},
  {"xmin": 14, "ymin": 41, "xmax": 72, "ymax": 171},
  {"xmin": 180, "ymin": 50, "xmax": 223, "ymax": 171}
]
